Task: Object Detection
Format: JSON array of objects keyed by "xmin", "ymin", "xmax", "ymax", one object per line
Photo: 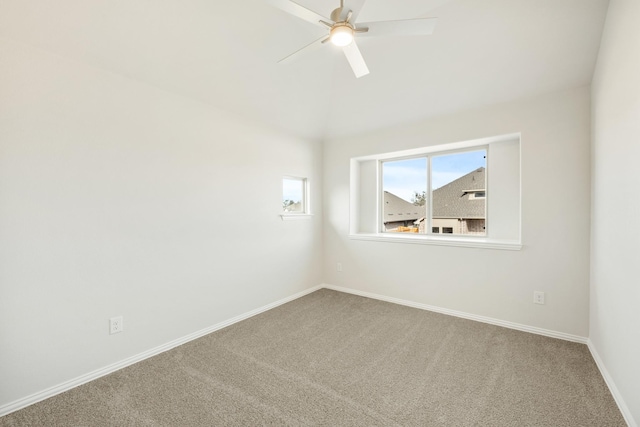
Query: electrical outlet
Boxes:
[
  {"xmin": 110, "ymin": 316, "xmax": 124, "ymax": 334},
  {"xmin": 337, "ymin": 262, "xmax": 343, "ymax": 272},
  {"xmin": 533, "ymin": 291, "xmax": 545, "ymax": 305}
]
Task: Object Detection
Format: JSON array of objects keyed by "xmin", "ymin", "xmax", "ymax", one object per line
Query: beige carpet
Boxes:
[{"xmin": 0, "ymin": 289, "xmax": 626, "ymax": 426}]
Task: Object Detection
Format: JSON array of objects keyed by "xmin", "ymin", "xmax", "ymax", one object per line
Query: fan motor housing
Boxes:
[{"xmin": 330, "ymin": 7, "xmax": 343, "ymax": 22}]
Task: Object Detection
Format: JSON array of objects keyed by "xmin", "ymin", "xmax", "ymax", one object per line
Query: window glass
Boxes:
[
  {"xmin": 282, "ymin": 177, "xmax": 306, "ymax": 213},
  {"xmin": 380, "ymin": 149, "xmax": 487, "ymax": 236},
  {"xmin": 382, "ymin": 158, "xmax": 427, "ymax": 233},
  {"xmin": 431, "ymin": 150, "xmax": 486, "ymax": 236}
]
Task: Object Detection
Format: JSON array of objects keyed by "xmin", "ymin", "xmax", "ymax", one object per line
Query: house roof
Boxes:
[
  {"xmin": 384, "ymin": 167, "xmax": 486, "ymax": 222},
  {"xmin": 432, "ymin": 167, "xmax": 486, "ymax": 219},
  {"xmin": 383, "ymin": 191, "xmax": 426, "ymax": 223}
]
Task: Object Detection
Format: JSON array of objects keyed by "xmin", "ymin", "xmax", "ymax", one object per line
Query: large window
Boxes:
[
  {"xmin": 381, "ymin": 149, "xmax": 487, "ymax": 236},
  {"xmin": 349, "ymin": 133, "xmax": 521, "ymax": 249}
]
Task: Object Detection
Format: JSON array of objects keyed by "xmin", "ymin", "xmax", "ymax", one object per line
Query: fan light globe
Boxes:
[{"xmin": 330, "ymin": 25, "xmax": 354, "ymax": 47}]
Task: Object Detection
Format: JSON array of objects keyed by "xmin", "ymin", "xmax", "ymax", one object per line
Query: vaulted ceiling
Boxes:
[{"xmin": 0, "ymin": 0, "xmax": 609, "ymax": 140}]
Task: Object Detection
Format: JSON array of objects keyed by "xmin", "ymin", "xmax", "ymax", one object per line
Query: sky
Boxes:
[
  {"xmin": 383, "ymin": 150, "xmax": 486, "ymax": 202},
  {"xmin": 283, "ymin": 177, "xmax": 304, "ymax": 202}
]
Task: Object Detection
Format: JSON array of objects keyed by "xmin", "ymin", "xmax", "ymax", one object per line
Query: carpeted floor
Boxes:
[{"xmin": 0, "ymin": 289, "xmax": 626, "ymax": 426}]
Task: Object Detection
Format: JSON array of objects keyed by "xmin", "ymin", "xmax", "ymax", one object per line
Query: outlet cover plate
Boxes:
[{"xmin": 110, "ymin": 316, "xmax": 123, "ymax": 334}]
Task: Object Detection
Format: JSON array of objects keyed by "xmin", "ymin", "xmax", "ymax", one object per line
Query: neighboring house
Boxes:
[
  {"xmin": 386, "ymin": 167, "xmax": 486, "ymax": 235},
  {"xmin": 431, "ymin": 167, "xmax": 486, "ymax": 235},
  {"xmin": 383, "ymin": 191, "xmax": 426, "ymax": 232}
]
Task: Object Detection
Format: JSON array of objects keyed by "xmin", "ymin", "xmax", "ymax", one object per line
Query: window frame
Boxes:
[
  {"xmin": 378, "ymin": 146, "xmax": 488, "ymax": 238},
  {"xmin": 348, "ymin": 132, "xmax": 522, "ymax": 251},
  {"xmin": 281, "ymin": 176, "xmax": 312, "ymax": 220},
  {"xmin": 379, "ymin": 154, "xmax": 428, "ymax": 234}
]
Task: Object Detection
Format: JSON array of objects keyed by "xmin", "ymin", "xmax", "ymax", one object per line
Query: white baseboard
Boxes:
[
  {"xmin": 322, "ymin": 284, "xmax": 588, "ymax": 344},
  {"xmin": 323, "ymin": 284, "xmax": 637, "ymax": 424},
  {"xmin": 587, "ymin": 339, "xmax": 636, "ymax": 427},
  {"xmin": 7, "ymin": 284, "xmax": 626, "ymax": 423},
  {"xmin": 0, "ymin": 285, "xmax": 323, "ymax": 418}
]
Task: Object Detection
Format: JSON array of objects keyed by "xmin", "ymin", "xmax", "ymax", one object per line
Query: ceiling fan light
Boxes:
[{"xmin": 330, "ymin": 25, "xmax": 354, "ymax": 47}]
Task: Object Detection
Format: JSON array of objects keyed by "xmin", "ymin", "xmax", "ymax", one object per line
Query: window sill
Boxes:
[
  {"xmin": 280, "ymin": 214, "xmax": 313, "ymax": 221},
  {"xmin": 349, "ymin": 233, "xmax": 522, "ymax": 251}
]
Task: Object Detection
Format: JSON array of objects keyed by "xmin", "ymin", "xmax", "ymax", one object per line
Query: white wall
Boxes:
[
  {"xmin": 590, "ymin": 0, "xmax": 640, "ymax": 424},
  {"xmin": 324, "ymin": 86, "xmax": 592, "ymax": 338},
  {"xmin": 0, "ymin": 37, "xmax": 323, "ymax": 409}
]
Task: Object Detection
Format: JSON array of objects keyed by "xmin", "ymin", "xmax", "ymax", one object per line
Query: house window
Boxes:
[
  {"xmin": 382, "ymin": 158, "xmax": 426, "ymax": 233},
  {"xmin": 282, "ymin": 177, "xmax": 308, "ymax": 214},
  {"xmin": 349, "ymin": 133, "xmax": 521, "ymax": 249},
  {"xmin": 469, "ymin": 191, "xmax": 486, "ymax": 199},
  {"xmin": 381, "ymin": 148, "xmax": 487, "ymax": 236}
]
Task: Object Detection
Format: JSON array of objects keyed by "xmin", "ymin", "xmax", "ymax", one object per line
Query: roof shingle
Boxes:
[
  {"xmin": 383, "ymin": 191, "xmax": 426, "ymax": 223},
  {"xmin": 432, "ymin": 167, "xmax": 486, "ymax": 218}
]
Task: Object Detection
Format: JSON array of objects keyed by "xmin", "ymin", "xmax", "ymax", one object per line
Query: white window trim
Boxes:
[
  {"xmin": 280, "ymin": 214, "xmax": 314, "ymax": 221},
  {"xmin": 281, "ymin": 176, "xmax": 311, "ymax": 220},
  {"xmin": 349, "ymin": 132, "xmax": 522, "ymax": 250},
  {"xmin": 349, "ymin": 233, "xmax": 522, "ymax": 250},
  {"xmin": 468, "ymin": 190, "xmax": 486, "ymax": 200}
]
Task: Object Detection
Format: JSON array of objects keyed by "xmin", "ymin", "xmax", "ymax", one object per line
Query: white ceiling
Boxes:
[{"xmin": 0, "ymin": 0, "xmax": 609, "ymax": 140}]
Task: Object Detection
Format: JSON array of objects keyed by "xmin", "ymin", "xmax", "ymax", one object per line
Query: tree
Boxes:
[
  {"xmin": 283, "ymin": 199, "xmax": 295, "ymax": 209},
  {"xmin": 411, "ymin": 191, "xmax": 427, "ymax": 206}
]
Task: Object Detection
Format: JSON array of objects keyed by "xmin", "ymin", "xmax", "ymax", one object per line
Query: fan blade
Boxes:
[
  {"xmin": 267, "ymin": 0, "xmax": 331, "ymax": 28},
  {"xmin": 340, "ymin": 0, "xmax": 367, "ymax": 22},
  {"xmin": 357, "ymin": 18, "xmax": 438, "ymax": 37},
  {"xmin": 343, "ymin": 41, "xmax": 369, "ymax": 78},
  {"xmin": 278, "ymin": 36, "xmax": 329, "ymax": 64}
]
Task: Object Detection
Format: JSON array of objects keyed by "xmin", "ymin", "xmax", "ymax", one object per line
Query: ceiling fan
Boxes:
[{"xmin": 268, "ymin": 0, "xmax": 438, "ymax": 78}]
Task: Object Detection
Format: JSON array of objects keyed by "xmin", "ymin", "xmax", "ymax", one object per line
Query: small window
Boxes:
[
  {"xmin": 443, "ymin": 227, "xmax": 454, "ymax": 234},
  {"xmin": 432, "ymin": 227, "xmax": 440, "ymax": 233},
  {"xmin": 282, "ymin": 177, "xmax": 308, "ymax": 214}
]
